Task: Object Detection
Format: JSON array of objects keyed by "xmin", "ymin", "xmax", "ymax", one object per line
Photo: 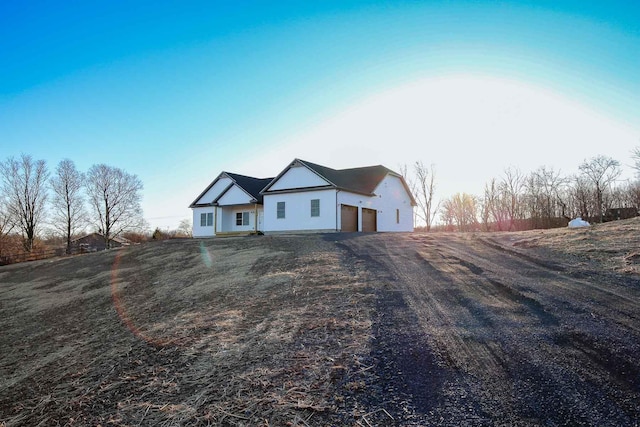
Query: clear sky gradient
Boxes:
[{"xmin": 1, "ymin": 1, "xmax": 639, "ymax": 230}]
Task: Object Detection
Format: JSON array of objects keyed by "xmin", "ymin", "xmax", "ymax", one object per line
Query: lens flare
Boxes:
[
  {"xmin": 199, "ymin": 241, "xmax": 213, "ymax": 268},
  {"xmin": 110, "ymin": 249, "xmax": 170, "ymax": 346}
]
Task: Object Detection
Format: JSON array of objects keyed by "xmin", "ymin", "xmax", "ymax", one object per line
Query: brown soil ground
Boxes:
[{"xmin": 1, "ymin": 218, "xmax": 639, "ymax": 426}]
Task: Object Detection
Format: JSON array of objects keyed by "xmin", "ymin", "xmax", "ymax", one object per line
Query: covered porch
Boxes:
[{"xmin": 214, "ymin": 203, "xmax": 263, "ymax": 235}]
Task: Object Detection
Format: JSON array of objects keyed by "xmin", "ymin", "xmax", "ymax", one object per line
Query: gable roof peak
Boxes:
[
  {"xmin": 189, "ymin": 171, "xmax": 274, "ymax": 208},
  {"xmin": 261, "ymin": 158, "xmax": 396, "ymax": 196}
]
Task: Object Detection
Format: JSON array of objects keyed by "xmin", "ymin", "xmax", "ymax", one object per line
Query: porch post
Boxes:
[{"xmin": 214, "ymin": 206, "xmax": 218, "ymax": 235}]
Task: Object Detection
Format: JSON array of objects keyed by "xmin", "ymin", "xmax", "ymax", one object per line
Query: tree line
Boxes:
[
  {"xmin": 405, "ymin": 151, "xmax": 640, "ymax": 232},
  {"xmin": 0, "ymin": 154, "xmax": 144, "ymax": 256}
]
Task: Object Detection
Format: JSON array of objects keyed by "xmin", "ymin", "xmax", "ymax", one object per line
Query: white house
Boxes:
[
  {"xmin": 189, "ymin": 159, "xmax": 416, "ymax": 236},
  {"xmin": 189, "ymin": 172, "xmax": 274, "ymax": 237}
]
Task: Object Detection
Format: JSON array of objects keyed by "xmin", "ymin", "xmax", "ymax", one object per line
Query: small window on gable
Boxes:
[
  {"xmin": 311, "ymin": 199, "xmax": 320, "ymax": 217},
  {"xmin": 277, "ymin": 202, "xmax": 285, "ymax": 219},
  {"xmin": 396, "ymin": 209, "xmax": 400, "ymax": 224},
  {"xmin": 236, "ymin": 211, "xmax": 249, "ymax": 226}
]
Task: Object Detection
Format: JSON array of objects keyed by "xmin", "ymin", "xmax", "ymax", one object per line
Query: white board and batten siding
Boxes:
[
  {"xmin": 194, "ymin": 176, "xmax": 232, "ymax": 205},
  {"xmin": 371, "ymin": 174, "xmax": 414, "ymax": 232},
  {"xmin": 268, "ymin": 164, "xmax": 330, "ymax": 191},
  {"xmin": 191, "ymin": 176, "xmax": 235, "ymax": 238},
  {"xmin": 192, "ymin": 206, "xmax": 216, "ymax": 237},
  {"xmin": 217, "ymin": 184, "xmax": 253, "ymax": 206},
  {"xmin": 263, "ymin": 189, "xmax": 337, "ymax": 233},
  {"xmin": 263, "ymin": 174, "xmax": 413, "ymax": 233},
  {"xmin": 336, "ymin": 174, "xmax": 413, "ymax": 232}
]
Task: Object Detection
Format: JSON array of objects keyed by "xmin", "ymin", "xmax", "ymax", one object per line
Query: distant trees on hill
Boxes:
[
  {"xmin": 578, "ymin": 155, "xmax": 622, "ymax": 224},
  {"xmin": 405, "ymin": 152, "xmax": 638, "ymax": 232},
  {"xmin": 0, "ymin": 155, "xmax": 145, "ymax": 254},
  {"xmin": 1, "ymin": 148, "xmax": 638, "ymax": 252}
]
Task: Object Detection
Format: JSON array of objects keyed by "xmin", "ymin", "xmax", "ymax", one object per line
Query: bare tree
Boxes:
[
  {"xmin": 568, "ymin": 175, "xmax": 593, "ymax": 219},
  {"xmin": 482, "ymin": 177, "xmax": 514, "ymax": 231},
  {"xmin": 441, "ymin": 193, "xmax": 478, "ymax": 232},
  {"xmin": 415, "ymin": 162, "xmax": 438, "ymax": 231},
  {"xmin": 0, "ymin": 154, "xmax": 49, "ymax": 252},
  {"xmin": 50, "ymin": 159, "xmax": 86, "ymax": 254},
  {"xmin": 402, "ymin": 161, "xmax": 438, "ymax": 230},
  {"xmin": 86, "ymin": 164, "xmax": 144, "ymax": 248},
  {"xmin": 632, "ymin": 146, "xmax": 640, "ymax": 177},
  {"xmin": 177, "ymin": 218, "xmax": 192, "ymax": 237},
  {"xmin": 527, "ymin": 166, "xmax": 567, "ymax": 228},
  {"xmin": 501, "ymin": 167, "xmax": 526, "ymax": 230},
  {"xmin": 624, "ymin": 181, "xmax": 640, "ymax": 212},
  {"xmin": 579, "ymin": 155, "xmax": 622, "ymax": 223},
  {"xmin": 0, "ymin": 194, "xmax": 16, "ymax": 258}
]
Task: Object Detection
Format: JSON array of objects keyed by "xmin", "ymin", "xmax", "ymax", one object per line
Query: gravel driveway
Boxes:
[{"xmin": 335, "ymin": 232, "xmax": 640, "ymax": 425}]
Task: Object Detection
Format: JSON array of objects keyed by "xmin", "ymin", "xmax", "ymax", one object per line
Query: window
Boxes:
[
  {"xmin": 277, "ymin": 201, "xmax": 285, "ymax": 219},
  {"xmin": 201, "ymin": 212, "xmax": 213, "ymax": 227},
  {"xmin": 236, "ymin": 211, "xmax": 249, "ymax": 226},
  {"xmin": 396, "ymin": 209, "xmax": 400, "ymax": 224},
  {"xmin": 311, "ymin": 199, "xmax": 320, "ymax": 217}
]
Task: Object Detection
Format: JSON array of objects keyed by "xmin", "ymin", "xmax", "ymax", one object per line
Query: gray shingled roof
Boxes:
[
  {"xmin": 192, "ymin": 159, "xmax": 416, "ymax": 208},
  {"xmin": 298, "ymin": 159, "xmax": 397, "ymax": 195},
  {"xmin": 189, "ymin": 172, "xmax": 274, "ymax": 207},
  {"xmin": 223, "ymin": 173, "xmax": 274, "ymax": 204}
]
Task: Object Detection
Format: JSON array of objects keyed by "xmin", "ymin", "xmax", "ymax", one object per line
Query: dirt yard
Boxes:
[{"xmin": 1, "ymin": 218, "xmax": 639, "ymax": 426}]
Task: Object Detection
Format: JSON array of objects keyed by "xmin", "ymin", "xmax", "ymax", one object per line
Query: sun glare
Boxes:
[{"xmin": 241, "ymin": 75, "xmax": 637, "ymax": 198}]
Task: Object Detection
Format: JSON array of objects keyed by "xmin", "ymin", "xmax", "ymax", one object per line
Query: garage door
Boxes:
[
  {"xmin": 362, "ymin": 208, "xmax": 377, "ymax": 232},
  {"xmin": 340, "ymin": 204, "xmax": 358, "ymax": 232}
]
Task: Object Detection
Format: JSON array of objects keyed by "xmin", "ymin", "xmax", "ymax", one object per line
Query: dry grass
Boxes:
[
  {"xmin": 0, "ymin": 236, "xmax": 376, "ymax": 426},
  {"xmin": 2, "ymin": 221, "xmax": 638, "ymax": 425},
  {"xmin": 502, "ymin": 217, "xmax": 640, "ymax": 274}
]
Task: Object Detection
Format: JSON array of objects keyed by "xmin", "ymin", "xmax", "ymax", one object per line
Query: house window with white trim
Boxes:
[
  {"xmin": 277, "ymin": 202, "xmax": 285, "ymax": 219},
  {"xmin": 201, "ymin": 212, "xmax": 213, "ymax": 227},
  {"xmin": 236, "ymin": 212, "xmax": 249, "ymax": 226},
  {"xmin": 311, "ymin": 199, "xmax": 320, "ymax": 217}
]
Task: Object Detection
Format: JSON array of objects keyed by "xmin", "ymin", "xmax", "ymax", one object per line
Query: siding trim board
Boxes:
[{"xmin": 261, "ymin": 185, "xmax": 335, "ymax": 195}]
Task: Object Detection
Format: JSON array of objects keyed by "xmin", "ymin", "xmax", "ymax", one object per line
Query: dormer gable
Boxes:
[
  {"xmin": 261, "ymin": 159, "xmax": 333, "ymax": 193},
  {"xmin": 190, "ymin": 172, "xmax": 274, "ymax": 208},
  {"xmin": 189, "ymin": 173, "xmax": 234, "ymax": 207}
]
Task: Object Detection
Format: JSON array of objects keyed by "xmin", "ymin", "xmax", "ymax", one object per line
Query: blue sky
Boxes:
[{"xmin": 1, "ymin": 1, "xmax": 639, "ymax": 230}]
